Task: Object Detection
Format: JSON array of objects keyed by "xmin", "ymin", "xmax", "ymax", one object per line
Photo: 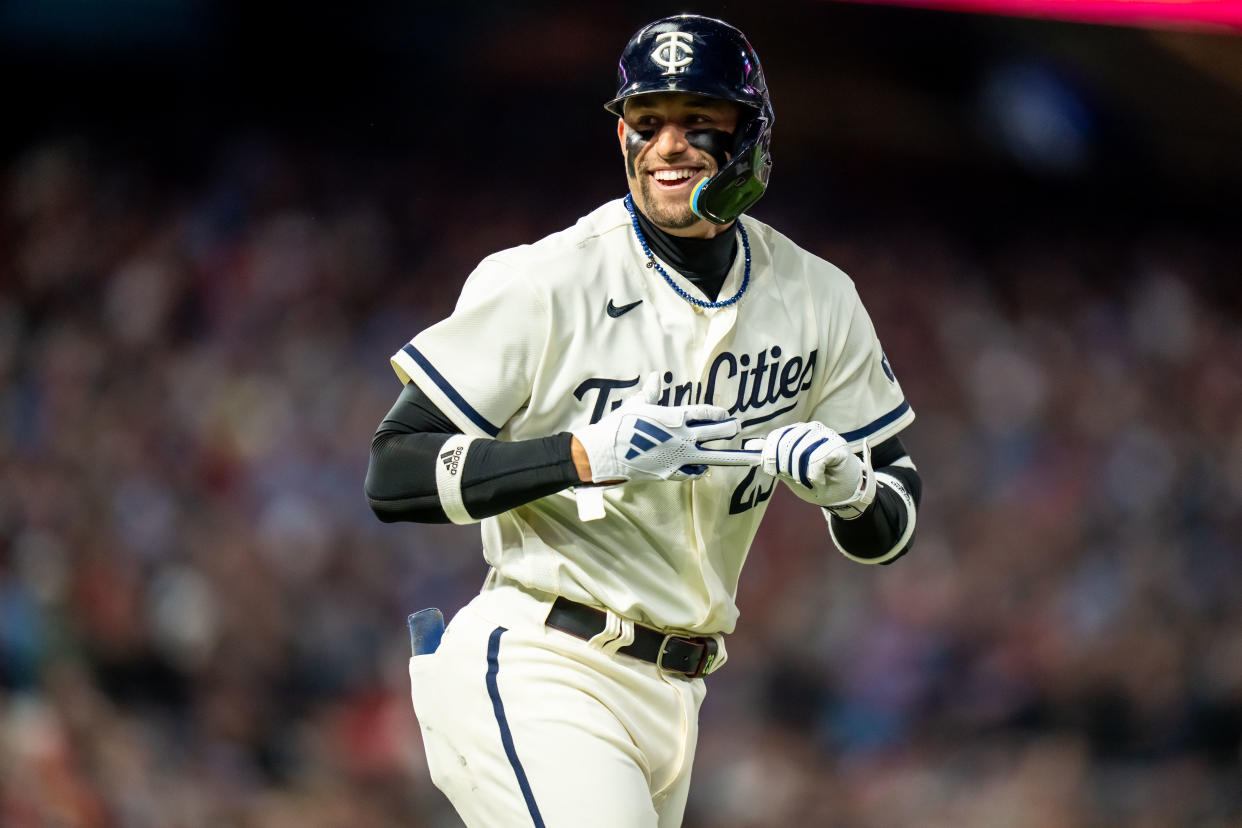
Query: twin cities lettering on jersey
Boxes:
[{"xmin": 575, "ymin": 346, "xmax": 817, "ymax": 425}]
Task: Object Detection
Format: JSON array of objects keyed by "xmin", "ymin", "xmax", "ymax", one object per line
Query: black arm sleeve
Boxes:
[
  {"xmin": 827, "ymin": 435, "xmax": 922, "ymax": 565},
  {"xmin": 365, "ymin": 383, "xmax": 581, "ymax": 524}
]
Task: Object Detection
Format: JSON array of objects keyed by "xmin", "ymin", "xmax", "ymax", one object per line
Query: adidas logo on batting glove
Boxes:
[{"xmin": 573, "ymin": 373, "xmax": 761, "ymax": 484}]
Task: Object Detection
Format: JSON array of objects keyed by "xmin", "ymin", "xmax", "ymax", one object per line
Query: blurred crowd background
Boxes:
[{"xmin": 2, "ymin": 1, "xmax": 1241, "ymax": 825}]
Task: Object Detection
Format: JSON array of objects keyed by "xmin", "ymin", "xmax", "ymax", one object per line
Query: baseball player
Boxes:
[{"xmin": 366, "ymin": 14, "xmax": 921, "ymax": 827}]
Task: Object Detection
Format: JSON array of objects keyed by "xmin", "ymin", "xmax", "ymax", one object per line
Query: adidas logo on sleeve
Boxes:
[{"xmin": 440, "ymin": 445, "xmax": 464, "ymax": 475}]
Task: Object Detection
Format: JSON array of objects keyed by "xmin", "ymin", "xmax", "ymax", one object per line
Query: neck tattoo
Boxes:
[{"xmin": 624, "ymin": 194, "xmax": 750, "ymax": 310}]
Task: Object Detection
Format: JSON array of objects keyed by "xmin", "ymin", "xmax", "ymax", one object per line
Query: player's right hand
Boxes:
[{"xmin": 571, "ymin": 374, "xmax": 757, "ymax": 484}]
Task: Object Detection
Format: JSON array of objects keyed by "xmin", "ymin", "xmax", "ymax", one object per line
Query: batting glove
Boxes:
[
  {"xmin": 573, "ymin": 374, "xmax": 759, "ymax": 484},
  {"xmin": 760, "ymin": 422, "xmax": 876, "ymax": 518}
]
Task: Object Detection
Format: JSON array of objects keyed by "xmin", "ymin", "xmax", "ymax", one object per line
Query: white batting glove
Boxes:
[
  {"xmin": 573, "ymin": 374, "xmax": 759, "ymax": 484},
  {"xmin": 760, "ymin": 422, "xmax": 876, "ymax": 518}
]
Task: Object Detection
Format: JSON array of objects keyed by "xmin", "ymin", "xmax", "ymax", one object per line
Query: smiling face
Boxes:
[{"xmin": 618, "ymin": 92, "xmax": 741, "ymax": 238}]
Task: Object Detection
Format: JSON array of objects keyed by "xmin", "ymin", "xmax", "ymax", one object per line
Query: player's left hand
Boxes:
[{"xmin": 759, "ymin": 422, "xmax": 877, "ymax": 518}]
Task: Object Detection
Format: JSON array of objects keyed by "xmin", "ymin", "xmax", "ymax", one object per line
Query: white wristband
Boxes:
[
  {"xmin": 435, "ymin": 435, "xmax": 480, "ymax": 525},
  {"xmin": 828, "ymin": 471, "xmax": 916, "ymax": 565}
]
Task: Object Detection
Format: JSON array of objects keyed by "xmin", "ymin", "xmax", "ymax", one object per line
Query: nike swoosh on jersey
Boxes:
[{"xmin": 606, "ymin": 298, "xmax": 643, "ymax": 318}]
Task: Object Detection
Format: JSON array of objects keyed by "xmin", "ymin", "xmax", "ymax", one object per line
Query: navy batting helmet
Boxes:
[{"xmin": 605, "ymin": 15, "xmax": 774, "ymax": 225}]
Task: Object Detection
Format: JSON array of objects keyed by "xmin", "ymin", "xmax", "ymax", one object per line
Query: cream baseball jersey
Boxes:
[{"xmin": 391, "ymin": 198, "xmax": 913, "ymax": 635}]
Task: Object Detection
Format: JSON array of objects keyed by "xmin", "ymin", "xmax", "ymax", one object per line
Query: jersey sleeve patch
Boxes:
[{"xmin": 392, "ymin": 344, "xmax": 502, "ymax": 438}]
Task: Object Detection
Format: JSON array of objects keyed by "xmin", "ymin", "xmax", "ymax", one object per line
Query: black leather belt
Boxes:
[{"xmin": 545, "ymin": 597, "xmax": 719, "ymax": 678}]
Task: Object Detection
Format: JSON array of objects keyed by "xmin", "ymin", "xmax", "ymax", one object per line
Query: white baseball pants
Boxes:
[{"xmin": 408, "ymin": 574, "xmax": 707, "ymax": 827}]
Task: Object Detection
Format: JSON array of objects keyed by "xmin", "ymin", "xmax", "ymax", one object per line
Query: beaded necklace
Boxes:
[{"xmin": 623, "ymin": 194, "xmax": 750, "ymax": 310}]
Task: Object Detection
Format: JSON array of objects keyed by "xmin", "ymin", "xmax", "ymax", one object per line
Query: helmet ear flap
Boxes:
[{"xmin": 690, "ymin": 111, "xmax": 774, "ymax": 225}]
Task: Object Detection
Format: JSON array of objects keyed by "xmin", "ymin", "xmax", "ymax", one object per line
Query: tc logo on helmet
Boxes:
[{"xmin": 651, "ymin": 32, "xmax": 694, "ymax": 75}]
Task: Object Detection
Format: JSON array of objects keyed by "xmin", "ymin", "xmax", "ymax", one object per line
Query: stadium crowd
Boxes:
[{"xmin": 1, "ymin": 136, "xmax": 1239, "ymax": 826}]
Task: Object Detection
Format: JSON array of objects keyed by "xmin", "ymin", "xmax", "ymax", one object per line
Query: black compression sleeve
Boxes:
[
  {"xmin": 381, "ymin": 378, "xmax": 459, "ymax": 432},
  {"xmin": 365, "ymin": 383, "xmax": 581, "ymax": 523},
  {"xmin": 828, "ymin": 436, "xmax": 922, "ymax": 565}
]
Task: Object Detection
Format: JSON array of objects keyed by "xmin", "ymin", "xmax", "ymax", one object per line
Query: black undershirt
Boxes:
[{"xmin": 633, "ymin": 206, "xmax": 737, "ymax": 302}]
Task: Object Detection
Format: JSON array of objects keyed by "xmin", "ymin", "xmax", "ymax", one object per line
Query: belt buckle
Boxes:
[{"xmin": 656, "ymin": 633, "xmax": 719, "ymax": 679}]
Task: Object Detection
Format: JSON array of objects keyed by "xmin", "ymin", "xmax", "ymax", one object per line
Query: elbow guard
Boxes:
[{"xmin": 827, "ymin": 470, "xmax": 917, "ymax": 565}]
